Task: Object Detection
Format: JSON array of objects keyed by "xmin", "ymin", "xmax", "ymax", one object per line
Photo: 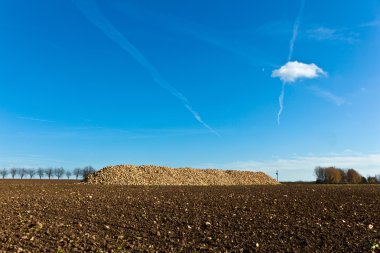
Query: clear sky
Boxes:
[{"xmin": 1, "ymin": 0, "xmax": 379, "ymax": 181}]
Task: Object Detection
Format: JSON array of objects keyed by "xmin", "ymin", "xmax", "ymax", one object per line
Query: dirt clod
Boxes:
[{"xmin": 0, "ymin": 180, "xmax": 379, "ymax": 252}]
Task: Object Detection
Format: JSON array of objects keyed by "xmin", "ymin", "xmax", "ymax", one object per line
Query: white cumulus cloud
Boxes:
[{"xmin": 272, "ymin": 61, "xmax": 326, "ymax": 83}]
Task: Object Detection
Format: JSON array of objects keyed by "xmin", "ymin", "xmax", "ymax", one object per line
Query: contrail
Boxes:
[
  {"xmin": 288, "ymin": 0, "xmax": 305, "ymax": 62},
  {"xmin": 277, "ymin": 83, "xmax": 285, "ymax": 125},
  {"xmin": 115, "ymin": 3, "xmax": 278, "ymax": 70},
  {"xmin": 72, "ymin": 0, "xmax": 218, "ymax": 136},
  {"xmin": 278, "ymin": 0, "xmax": 305, "ymax": 124}
]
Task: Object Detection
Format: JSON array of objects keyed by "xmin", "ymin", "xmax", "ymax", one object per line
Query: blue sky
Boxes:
[{"xmin": 1, "ymin": 0, "xmax": 379, "ymax": 181}]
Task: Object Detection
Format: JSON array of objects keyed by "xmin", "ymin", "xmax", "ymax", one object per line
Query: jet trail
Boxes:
[
  {"xmin": 277, "ymin": 83, "xmax": 285, "ymax": 125},
  {"xmin": 278, "ymin": 0, "xmax": 305, "ymax": 124},
  {"xmin": 288, "ymin": 0, "xmax": 305, "ymax": 62},
  {"xmin": 72, "ymin": 0, "xmax": 218, "ymax": 136}
]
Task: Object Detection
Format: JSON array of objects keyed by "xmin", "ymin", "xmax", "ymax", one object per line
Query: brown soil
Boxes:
[
  {"xmin": 0, "ymin": 180, "xmax": 379, "ymax": 252},
  {"xmin": 85, "ymin": 165, "xmax": 278, "ymax": 185}
]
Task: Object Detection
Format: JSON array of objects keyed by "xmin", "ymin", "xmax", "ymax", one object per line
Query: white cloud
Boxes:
[
  {"xmin": 307, "ymin": 27, "xmax": 359, "ymax": 43},
  {"xmin": 308, "ymin": 86, "xmax": 347, "ymax": 106},
  {"xmin": 272, "ymin": 61, "xmax": 326, "ymax": 83},
  {"xmin": 308, "ymin": 27, "xmax": 336, "ymax": 40},
  {"xmin": 19, "ymin": 116, "xmax": 56, "ymax": 123},
  {"xmin": 360, "ymin": 20, "xmax": 380, "ymax": 28}
]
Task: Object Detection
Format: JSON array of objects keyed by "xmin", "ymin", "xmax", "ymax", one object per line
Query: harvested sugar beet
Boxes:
[{"xmin": 84, "ymin": 165, "xmax": 279, "ymax": 185}]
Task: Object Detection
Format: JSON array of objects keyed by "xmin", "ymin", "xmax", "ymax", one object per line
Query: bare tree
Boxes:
[
  {"xmin": 73, "ymin": 168, "xmax": 82, "ymax": 180},
  {"xmin": 314, "ymin": 166, "xmax": 326, "ymax": 183},
  {"xmin": 0, "ymin": 168, "xmax": 8, "ymax": 179},
  {"xmin": 54, "ymin": 167, "xmax": 65, "ymax": 180},
  {"xmin": 82, "ymin": 166, "xmax": 96, "ymax": 180},
  {"xmin": 17, "ymin": 168, "xmax": 27, "ymax": 179},
  {"xmin": 10, "ymin": 168, "xmax": 17, "ymax": 179},
  {"xmin": 65, "ymin": 170, "xmax": 72, "ymax": 179},
  {"xmin": 45, "ymin": 167, "xmax": 53, "ymax": 180},
  {"xmin": 27, "ymin": 168, "xmax": 36, "ymax": 179},
  {"xmin": 37, "ymin": 168, "xmax": 45, "ymax": 179}
]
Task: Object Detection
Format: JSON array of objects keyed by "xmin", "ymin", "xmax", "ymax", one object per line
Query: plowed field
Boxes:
[{"xmin": 0, "ymin": 180, "xmax": 379, "ymax": 252}]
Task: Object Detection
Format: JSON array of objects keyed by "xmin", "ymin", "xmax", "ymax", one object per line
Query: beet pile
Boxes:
[{"xmin": 85, "ymin": 165, "xmax": 278, "ymax": 185}]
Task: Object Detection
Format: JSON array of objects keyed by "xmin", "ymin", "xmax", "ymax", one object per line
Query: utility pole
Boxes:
[{"xmin": 275, "ymin": 169, "xmax": 279, "ymax": 182}]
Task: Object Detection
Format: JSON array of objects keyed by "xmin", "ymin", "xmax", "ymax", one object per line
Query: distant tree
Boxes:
[
  {"xmin": 361, "ymin": 176, "xmax": 368, "ymax": 184},
  {"xmin": 339, "ymin": 169, "xmax": 348, "ymax": 184},
  {"xmin": 367, "ymin": 176, "xmax": 378, "ymax": 184},
  {"xmin": 17, "ymin": 168, "xmax": 27, "ymax": 179},
  {"xmin": 314, "ymin": 166, "xmax": 326, "ymax": 183},
  {"xmin": 45, "ymin": 168, "xmax": 53, "ymax": 180},
  {"xmin": 10, "ymin": 168, "xmax": 17, "ymax": 179},
  {"xmin": 37, "ymin": 168, "xmax": 45, "ymax": 179},
  {"xmin": 27, "ymin": 168, "xmax": 36, "ymax": 179},
  {"xmin": 347, "ymin": 169, "xmax": 362, "ymax": 184},
  {"xmin": 376, "ymin": 175, "xmax": 380, "ymax": 183},
  {"xmin": 325, "ymin": 167, "xmax": 342, "ymax": 184},
  {"xmin": 73, "ymin": 168, "xmax": 82, "ymax": 180},
  {"xmin": 82, "ymin": 166, "xmax": 96, "ymax": 180},
  {"xmin": 54, "ymin": 167, "xmax": 65, "ymax": 180},
  {"xmin": 0, "ymin": 168, "xmax": 8, "ymax": 179},
  {"xmin": 65, "ymin": 170, "xmax": 72, "ymax": 179}
]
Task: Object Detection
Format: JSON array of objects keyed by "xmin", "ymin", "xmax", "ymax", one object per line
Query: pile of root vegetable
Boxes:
[{"xmin": 84, "ymin": 165, "xmax": 278, "ymax": 185}]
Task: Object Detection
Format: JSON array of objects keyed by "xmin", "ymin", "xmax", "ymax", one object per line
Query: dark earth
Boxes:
[{"xmin": 0, "ymin": 180, "xmax": 379, "ymax": 252}]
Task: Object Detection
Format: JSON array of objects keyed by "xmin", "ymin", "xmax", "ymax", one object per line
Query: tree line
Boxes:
[
  {"xmin": 0, "ymin": 166, "xmax": 96, "ymax": 180},
  {"xmin": 315, "ymin": 166, "xmax": 380, "ymax": 184}
]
